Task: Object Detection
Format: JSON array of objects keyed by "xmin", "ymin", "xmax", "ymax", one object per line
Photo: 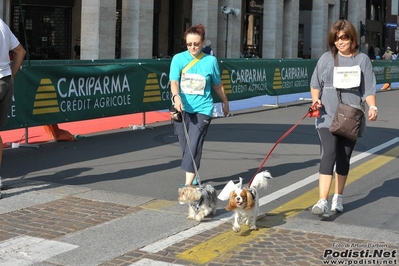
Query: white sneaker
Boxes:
[
  {"xmin": 331, "ymin": 194, "xmax": 343, "ymax": 213},
  {"xmin": 311, "ymin": 198, "xmax": 329, "ymax": 217}
]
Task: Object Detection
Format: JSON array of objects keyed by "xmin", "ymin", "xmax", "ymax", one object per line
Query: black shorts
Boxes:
[
  {"xmin": 0, "ymin": 75, "xmax": 14, "ymax": 127},
  {"xmin": 317, "ymin": 127, "xmax": 356, "ymax": 175}
]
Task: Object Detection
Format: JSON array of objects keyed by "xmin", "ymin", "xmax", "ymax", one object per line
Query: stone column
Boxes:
[
  {"xmin": 121, "ymin": 0, "xmax": 154, "ymax": 59},
  {"xmin": 282, "ymin": 0, "xmax": 300, "ymax": 58},
  {"xmin": 311, "ymin": 0, "xmax": 341, "ymax": 59},
  {"xmin": 263, "ymin": 0, "xmax": 284, "ymax": 58},
  {"xmin": 1, "ymin": 0, "xmax": 11, "ymax": 24},
  {"xmin": 192, "ymin": 0, "xmax": 219, "ymax": 56},
  {"xmin": 347, "ymin": 0, "xmax": 367, "ymax": 53},
  {"xmin": 81, "ymin": 0, "xmax": 116, "ymax": 59}
]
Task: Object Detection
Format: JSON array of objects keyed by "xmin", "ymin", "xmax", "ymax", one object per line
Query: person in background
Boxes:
[
  {"xmin": 368, "ymin": 45, "xmax": 375, "ymax": 59},
  {"xmin": 382, "ymin": 46, "xmax": 392, "ymax": 60},
  {"xmin": 202, "ymin": 40, "xmax": 215, "ymax": 56},
  {"xmin": 309, "ymin": 19, "xmax": 377, "ymax": 217},
  {"xmin": 0, "ymin": 19, "xmax": 26, "ymax": 199},
  {"xmin": 169, "ymin": 24, "xmax": 229, "ymax": 186},
  {"xmin": 74, "ymin": 37, "xmax": 81, "ymax": 59},
  {"xmin": 374, "ymin": 46, "xmax": 381, "ymax": 58}
]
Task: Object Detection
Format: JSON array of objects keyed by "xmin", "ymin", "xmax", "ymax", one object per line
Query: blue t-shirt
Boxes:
[{"xmin": 169, "ymin": 51, "xmax": 221, "ymax": 116}]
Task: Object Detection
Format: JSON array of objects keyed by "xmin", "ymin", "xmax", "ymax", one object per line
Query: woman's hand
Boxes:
[
  {"xmin": 173, "ymin": 95, "xmax": 183, "ymax": 112},
  {"xmin": 222, "ymin": 102, "xmax": 230, "ymax": 116},
  {"xmin": 312, "ymin": 99, "xmax": 323, "ymax": 109},
  {"xmin": 368, "ymin": 107, "xmax": 378, "ymax": 121}
]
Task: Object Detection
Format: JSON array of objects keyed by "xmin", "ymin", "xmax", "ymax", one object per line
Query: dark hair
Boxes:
[
  {"xmin": 327, "ymin": 20, "xmax": 359, "ymax": 56},
  {"xmin": 184, "ymin": 24, "xmax": 206, "ymax": 42}
]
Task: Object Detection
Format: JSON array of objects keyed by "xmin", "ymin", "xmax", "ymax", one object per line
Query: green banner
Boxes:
[
  {"xmin": 219, "ymin": 59, "xmax": 315, "ymax": 98},
  {"xmin": 1, "ymin": 58, "xmax": 398, "ymax": 131}
]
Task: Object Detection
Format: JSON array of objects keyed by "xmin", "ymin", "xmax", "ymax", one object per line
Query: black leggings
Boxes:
[{"xmin": 317, "ymin": 128, "xmax": 356, "ymax": 176}]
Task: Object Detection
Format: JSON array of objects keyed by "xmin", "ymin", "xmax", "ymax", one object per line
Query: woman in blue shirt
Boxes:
[{"xmin": 169, "ymin": 24, "xmax": 229, "ymax": 186}]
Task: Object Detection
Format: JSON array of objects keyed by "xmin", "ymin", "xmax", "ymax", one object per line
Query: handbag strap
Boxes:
[
  {"xmin": 333, "ymin": 55, "xmax": 343, "ymax": 101},
  {"xmin": 182, "ymin": 52, "xmax": 205, "ymax": 74}
]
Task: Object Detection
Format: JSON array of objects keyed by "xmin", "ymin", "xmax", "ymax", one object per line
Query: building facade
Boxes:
[{"xmin": 0, "ymin": 0, "xmax": 392, "ymax": 61}]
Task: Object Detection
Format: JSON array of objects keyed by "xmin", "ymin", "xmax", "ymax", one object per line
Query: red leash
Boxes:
[{"xmin": 248, "ymin": 103, "xmax": 319, "ymax": 187}]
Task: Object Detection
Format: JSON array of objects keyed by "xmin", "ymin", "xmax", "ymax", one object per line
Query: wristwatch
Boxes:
[{"xmin": 370, "ymin": 106, "xmax": 378, "ymax": 112}]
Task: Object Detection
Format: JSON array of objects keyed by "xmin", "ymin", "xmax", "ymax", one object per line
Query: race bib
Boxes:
[
  {"xmin": 181, "ymin": 73, "xmax": 206, "ymax": 95},
  {"xmin": 333, "ymin": 65, "xmax": 361, "ymax": 89}
]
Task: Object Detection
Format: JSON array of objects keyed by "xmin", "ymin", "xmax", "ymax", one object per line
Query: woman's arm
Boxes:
[
  {"xmin": 213, "ymin": 83, "xmax": 229, "ymax": 116},
  {"xmin": 170, "ymin": 80, "xmax": 183, "ymax": 112}
]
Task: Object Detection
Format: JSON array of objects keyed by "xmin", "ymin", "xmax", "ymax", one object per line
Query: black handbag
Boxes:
[{"xmin": 169, "ymin": 105, "xmax": 182, "ymax": 122}]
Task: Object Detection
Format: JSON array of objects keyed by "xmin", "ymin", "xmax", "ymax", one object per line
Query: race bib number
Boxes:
[
  {"xmin": 181, "ymin": 73, "xmax": 206, "ymax": 95},
  {"xmin": 333, "ymin": 65, "xmax": 361, "ymax": 89}
]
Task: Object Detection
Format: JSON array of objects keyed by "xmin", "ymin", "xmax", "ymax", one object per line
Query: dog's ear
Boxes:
[
  {"xmin": 225, "ymin": 191, "xmax": 237, "ymax": 211},
  {"xmin": 244, "ymin": 190, "xmax": 255, "ymax": 210}
]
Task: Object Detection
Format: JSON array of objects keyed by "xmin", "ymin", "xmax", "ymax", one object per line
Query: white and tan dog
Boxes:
[
  {"xmin": 225, "ymin": 171, "xmax": 272, "ymax": 232},
  {"xmin": 178, "ymin": 184, "xmax": 217, "ymax": 222}
]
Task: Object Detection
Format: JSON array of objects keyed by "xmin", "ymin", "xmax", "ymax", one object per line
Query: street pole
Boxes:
[{"xmin": 225, "ymin": 13, "xmax": 229, "ymax": 58}]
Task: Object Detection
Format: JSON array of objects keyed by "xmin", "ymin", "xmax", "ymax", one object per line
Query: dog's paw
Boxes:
[
  {"xmin": 250, "ymin": 225, "xmax": 257, "ymax": 230},
  {"xmin": 195, "ymin": 214, "xmax": 204, "ymax": 222},
  {"xmin": 187, "ymin": 215, "xmax": 195, "ymax": 220},
  {"xmin": 233, "ymin": 225, "xmax": 241, "ymax": 232}
]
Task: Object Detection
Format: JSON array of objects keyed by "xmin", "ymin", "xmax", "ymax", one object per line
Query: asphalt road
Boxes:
[{"xmin": 1, "ymin": 89, "xmax": 398, "ymax": 265}]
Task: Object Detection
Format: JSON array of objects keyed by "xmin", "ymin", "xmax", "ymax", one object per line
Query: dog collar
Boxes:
[{"xmin": 190, "ymin": 195, "xmax": 204, "ymax": 210}]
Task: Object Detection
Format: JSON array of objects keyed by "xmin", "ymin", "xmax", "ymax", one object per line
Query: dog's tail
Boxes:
[{"xmin": 250, "ymin": 170, "xmax": 273, "ymax": 190}]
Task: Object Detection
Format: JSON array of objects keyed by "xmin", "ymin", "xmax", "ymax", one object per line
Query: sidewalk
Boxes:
[{"xmin": 1, "ymin": 178, "xmax": 398, "ymax": 266}]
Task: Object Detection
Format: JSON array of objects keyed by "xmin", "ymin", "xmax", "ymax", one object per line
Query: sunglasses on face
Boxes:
[
  {"xmin": 186, "ymin": 42, "xmax": 201, "ymax": 47},
  {"xmin": 335, "ymin": 35, "xmax": 350, "ymax": 41}
]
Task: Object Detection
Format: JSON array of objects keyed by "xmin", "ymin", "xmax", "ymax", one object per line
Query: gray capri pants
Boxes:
[{"xmin": 174, "ymin": 111, "xmax": 212, "ymax": 173}]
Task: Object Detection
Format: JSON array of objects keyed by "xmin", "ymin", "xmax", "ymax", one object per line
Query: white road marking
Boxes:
[
  {"xmin": 130, "ymin": 258, "xmax": 186, "ymax": 266},
  {"xmin": 140, "ymin": 137, "xmax": 399, "ymax": 253},
  {"xmin": 261, "ymin": 137, "xmax": 399, "ymax": 205},
  {"xmin": 0, "ymin": 236, "xmax": 78, "ymax": 266}
]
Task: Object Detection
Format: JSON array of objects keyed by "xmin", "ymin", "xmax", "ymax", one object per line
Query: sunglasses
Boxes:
[
  {"xmin": 335, "ymin": 35, "xmax": 350, "ymax": 41},
  {"xmin": 186, "ymin": 42, "xmax": 201, "ymax": 47}
]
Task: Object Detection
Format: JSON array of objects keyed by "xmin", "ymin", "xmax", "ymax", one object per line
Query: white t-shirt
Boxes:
[{"xmin": 0, "ymin": 19, "xmax": 20, "ymax": 78}]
